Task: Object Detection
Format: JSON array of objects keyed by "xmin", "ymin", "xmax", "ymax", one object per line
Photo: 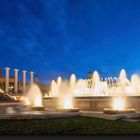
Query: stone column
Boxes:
[
  {"xmin": 30, "ymin": 71, "xmax": 34, "ymax": 85},
  {"xmin": 14, "ymin": 69, "xmax": 19, "ymax": 93},
  {"xmin": 5, "ymin": 67, "xmax": 10, "ymax": 92},
  {"xmin": 22, "ymin": 70, "xmax": 27, "ymax": 93}
]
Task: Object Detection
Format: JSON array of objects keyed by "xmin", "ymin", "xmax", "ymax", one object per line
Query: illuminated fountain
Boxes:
[
  {"xmin": 49, "ymin": 69, "xmax": 140, "ymax": 97},
  {"xmin": 50, "ymin": 80, "xmax": 58, "ymax": 97},
  {"xmin": 130, "ymin": 74, "xmax": 140, "ymax": 96},
  {"xmin": 92, "ymin": 71, "xmax": 108, "ymax": 96},
  {"xmin": 56, "ymin": 94, "xmax": 79, "ymax": 112},
  {"xmin": 113, "ymin": 97, "xmax": 125, "ymax": 110},
  {"xmin": 23, "ymin": 84, "xmax": 44, "ymax": 111},
  {"xmin": 75, "ymin": 79, "xmax": 88, "ymax": 96},
  {"xmin": 70, "ymin": 74, "xmax": 76, "ymax": 94},
  {"xmin": 55, "ymin": 75, "xmax": 79, "ymax": 112},
  {"xmin": 46, "ymin": 69, "xmax": 140, "ymax": 113},
  {"xmin": 103, "ymin": 97, "xmax": 135, "ymax": 114}
]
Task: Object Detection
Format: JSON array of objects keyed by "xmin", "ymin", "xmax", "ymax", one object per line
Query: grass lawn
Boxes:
[{"xmin": 0, "ymin": 117, "xmax": 140, "ymax": 135}]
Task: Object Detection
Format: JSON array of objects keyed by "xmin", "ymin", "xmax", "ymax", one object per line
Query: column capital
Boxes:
[
  {"xmin": 30, "ymin": 71, "xmax": 34, "ymax": 74},
  {"xmin": 14, "ymin": 68, "xmax": 19, "ymax": 72},
  {"xmin": 5, "ymin": 67, "xmax": 10, "ymax": 70},
  {"xmin": 22, "ymin": 70, "xmax": 27, "ymax": 73}
]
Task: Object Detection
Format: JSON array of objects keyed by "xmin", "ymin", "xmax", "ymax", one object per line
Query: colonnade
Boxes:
[{"xmin": 5, "ymin": 67, "xmax": 34, "ymax": 93}]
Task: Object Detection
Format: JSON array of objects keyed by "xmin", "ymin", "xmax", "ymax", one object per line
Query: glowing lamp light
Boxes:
[
  {"xmin": 113, "ymin": 97, "xmax": 125, "ymax": 110},
  {"xmin": 64, "ymin": 98, "xmax": 73, "ymax": 109}
]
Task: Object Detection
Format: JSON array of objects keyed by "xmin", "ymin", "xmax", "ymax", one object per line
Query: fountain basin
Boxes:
[
  {"xmin": 56, "ymin": 108, "xmax": 79, "ymax": 112},
  {"xmin": 31, "ymin": 106, "xmax": 45, "ymax": 111},
  {"xmin": 103, "ymin": 108, "xmax": 135, "ymax": 114}
]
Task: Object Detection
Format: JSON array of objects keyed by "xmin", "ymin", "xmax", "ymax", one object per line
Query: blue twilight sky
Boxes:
[{"xmin": 0, "ymin": 0, "xmax": 140, "ymax": 83}]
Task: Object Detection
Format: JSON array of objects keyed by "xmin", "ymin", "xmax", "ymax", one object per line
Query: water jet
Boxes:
[{"xmin": 103, "ymin": 97, "xmax": 135, "ymax": 114}]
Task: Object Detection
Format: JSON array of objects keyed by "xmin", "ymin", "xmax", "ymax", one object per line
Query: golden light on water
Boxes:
[
  {"xmin": 34, "ymin": 96, "xmax": 42, "ymax": 107},
  {"xmin": 23, "ymin": 97, "xmax": 30, "ymax": 106},
  {"xmin": 113, "ymin": 97, "xmax": 125, "ymax": 110},
  {"xmin": 63, "ymin": 97, "xmax": 73, "ymax": 109},
  {"xmin": 24, "ymin": 84, "xmax": 43, "ymax": 107}
]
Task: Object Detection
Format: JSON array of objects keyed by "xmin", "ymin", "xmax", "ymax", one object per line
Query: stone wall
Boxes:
[{"xmin": 43, "ymin": 96, "xmax": 140, "ymax": 111}]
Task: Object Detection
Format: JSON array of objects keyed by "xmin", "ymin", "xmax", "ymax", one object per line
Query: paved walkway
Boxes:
[
  {"xmin": 0, "ymin": 110, "xmax": 80, "ymax": 119},
  {"xmin": 80, "ymin": 111, "xmax": 140, "ymax": 120},
  {"xmin": 0, "ymin": 108, "xmax": 140, "ymax": 120}
]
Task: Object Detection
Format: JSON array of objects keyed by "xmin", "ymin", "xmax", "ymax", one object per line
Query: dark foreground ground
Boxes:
[{"xmin": 0, "ymin": 117, "xmax": 140, "ymax": 135}]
